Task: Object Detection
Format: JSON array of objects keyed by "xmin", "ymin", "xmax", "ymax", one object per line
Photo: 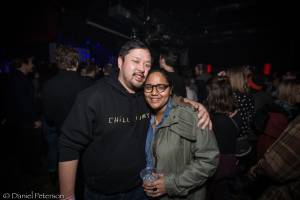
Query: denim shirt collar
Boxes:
[
  {"xmin": 145, "ymin": 98, "xmax": 173, "ymax": 168},
  {"xmin": 149, "ymin": 98, "xmax": 173, "ymax": 126}
]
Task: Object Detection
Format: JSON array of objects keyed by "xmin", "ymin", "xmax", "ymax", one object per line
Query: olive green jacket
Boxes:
[{"xmin": 152, "ymin": 99, "xmax": 219, "ymax": 200}]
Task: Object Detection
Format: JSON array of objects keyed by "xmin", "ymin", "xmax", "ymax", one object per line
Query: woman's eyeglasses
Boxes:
[{"xmin": 144, "ymin": 84, "xmax": 169, "ymax": 93}]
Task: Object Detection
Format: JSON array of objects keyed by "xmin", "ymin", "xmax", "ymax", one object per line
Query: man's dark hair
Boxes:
[
  {"xmin": 118, "ymin": 39, "xmax": 149, "ymax": 59},
  {"xmin": 160, "ymin": 47, "xmax": 178, "ymax": 67}
]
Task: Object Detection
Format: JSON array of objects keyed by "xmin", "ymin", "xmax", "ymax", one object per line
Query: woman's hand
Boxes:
[{"xmin": 143, "ymin": 174, "xmax": 166, "ymax": 197}]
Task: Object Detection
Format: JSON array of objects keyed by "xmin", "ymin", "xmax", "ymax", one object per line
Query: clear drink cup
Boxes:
[{"xmin": 140, "ymin": 167, "xmax": 158, "ymax": 184}]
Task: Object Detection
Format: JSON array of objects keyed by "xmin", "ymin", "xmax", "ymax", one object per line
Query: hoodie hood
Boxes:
[{"xmin": 104, "ymin": 74, "xmax": 144, "ymax": 98}]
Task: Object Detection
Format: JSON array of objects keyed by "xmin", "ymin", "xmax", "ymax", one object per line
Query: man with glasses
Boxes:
[{"xmin": 59, "ymin": 40, "xmax": 210, "ymax": 200}]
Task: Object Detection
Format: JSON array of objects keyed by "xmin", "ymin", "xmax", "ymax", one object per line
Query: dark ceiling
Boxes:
[
  {"xmin": 56, "ymin": 0, "xmax": 297, "ymax": 45},
  {"xmin": 2, "ymin": 0, "xmax": 298, "ymax": 69}
]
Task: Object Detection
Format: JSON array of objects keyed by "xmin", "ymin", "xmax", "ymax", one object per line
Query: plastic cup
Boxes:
[{"xmin": 140, "ymin": 167, "xmax": 158, "ymax": 184}]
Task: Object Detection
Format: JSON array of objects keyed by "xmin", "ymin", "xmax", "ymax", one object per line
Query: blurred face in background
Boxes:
[
  {"xmin": 23, "ymin": 57, "xmax": 34, "ymax": 74},
  {"xmin": 194, "ymin": 64, "xmax": 203, "ymax": 76}
]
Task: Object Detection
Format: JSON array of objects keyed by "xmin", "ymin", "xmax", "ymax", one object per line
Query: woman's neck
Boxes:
[
  {"xmin": 154, "ymin": 113, "xmax": 163, "ymax": 125},
  {"xmin": 154, "ymin": 105, "xmax": 167, "ymax": 125}
]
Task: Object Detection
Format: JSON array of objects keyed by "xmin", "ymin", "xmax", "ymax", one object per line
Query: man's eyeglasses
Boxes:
[{"xmin": 144, "ymin": 84, "xmax": 169, "ymax": 93}]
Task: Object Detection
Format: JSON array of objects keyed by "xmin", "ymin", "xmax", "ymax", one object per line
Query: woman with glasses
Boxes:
[{"xmin": 142, "ymin": 69, "xmax": 219, "ymax": 200}]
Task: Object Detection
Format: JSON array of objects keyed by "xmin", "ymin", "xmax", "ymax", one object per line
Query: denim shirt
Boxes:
[{"xmin": 145, "ymin": 98, "xmax": 172, "ymax": 168}]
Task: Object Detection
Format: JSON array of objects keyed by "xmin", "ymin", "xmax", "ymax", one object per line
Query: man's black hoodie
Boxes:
[{"xmin": 59, "ymin": 76, "xmax": 150, "ymax": 194}]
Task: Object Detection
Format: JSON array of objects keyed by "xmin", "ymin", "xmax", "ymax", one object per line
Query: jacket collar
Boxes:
[
  {"xmin": 159, "ymin": 98, "xmax": 179, "ymax": 128},
  {"xmin": 158, "ymin": 98, "xmax": 197, "ymax": 141}
]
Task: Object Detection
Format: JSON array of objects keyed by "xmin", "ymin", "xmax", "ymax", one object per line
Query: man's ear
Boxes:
[{"xmin": 117, "ymin": 56, "xmax": 123, "ymax": 70}]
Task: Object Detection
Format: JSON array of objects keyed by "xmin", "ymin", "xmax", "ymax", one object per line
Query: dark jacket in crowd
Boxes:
[
  {"xmin": 233, "ymin": 91, "xmax": 255, "ymax": 136},
  {"xmin": 195, "ymin": 79, "xmax": 208, "ymax": 103},
  {"xmin": 251, "ymin": 115, "xmax": 300, "ymax": 200},
  {"xmin": 256, "ymin": 99, "xmax": 299, "ymax": 158},
  {"xmin": 42, "ymin": 70, "xmax": 92, "ymax": 129},
  {"xmin": 59, "ymin": 75, "xmax": 149, "ymax": 194},
  {"xmin": 5, "ymin": 70, "xmax": 37, "ymax": 128},
  {"xmin": 167, "ymin": 72, "xmax": 187, "ymax": 98}
]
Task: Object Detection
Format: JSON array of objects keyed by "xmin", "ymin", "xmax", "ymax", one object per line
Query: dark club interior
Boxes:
[{"xmin": 1, "ymin": 0, "xmax": 299, "ymax": 199}]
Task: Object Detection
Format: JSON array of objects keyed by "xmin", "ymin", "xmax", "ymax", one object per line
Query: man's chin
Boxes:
[{"xmin": 132, "ymin": 80, "xmax": 144, "ymax": 89}]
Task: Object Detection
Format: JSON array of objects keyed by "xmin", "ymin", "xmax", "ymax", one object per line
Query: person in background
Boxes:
[
  {"xmin": 227, "ymin": 66, "xmax": 255, "ymax": 140},
  {"xmin": 227, "ymin": 66, "xmax": 255, "ymax": 158},
  {"xmin": 194, "ymin": 64, "xmax": 211, "ymax": 103},
  {"xmin": 247, "ymin": 73, "xmax": 273, "ymax": 136},
  {"xmin": 103, "ymin": 62, "xmax": 116, "ymax": 77},
  {"xmin": 226, "ymin": 66, "xmax": 256, "ymax": 186},
  {"xmin": 248, "ymin": 114, "xmax": 300, "ymax": 200},
  {"xmin": 159, "ymin": 47, "xmax": 187, "ymax": 98},
  {"xmin": 248, "ymin": 73, "xmax": 273, "ymax": 113},
  {"xmin": 182, "ymin": 67, "xmax": 198, "ymax": 101},
  {"xmin": 206, "ymin": 77, "xmax": 242, "ymax": 200},
  {"xmin": 42, "ymin": 45, "xmax": 92, "ymax": 186},
  {"xmin": 5, "ymin": 55, "xmax": 41, "ymax": 130},
  {"xmin": 80, "ymin": 61, "xmax": 99, "ymax": 84},
  {"xmin": 185, "ymin": 77, "xmax": 198, "ymax": 101},
  {"xmin": 4, "ymin": 54, "xmax": 42, "ymax": 191},
  {"xmin": 143, "ymin": 69, "xmax": 219, "ymax": 200},
  {"xmin": 256, "ymin": 79, "xmax": 300, "ymax": 159}
]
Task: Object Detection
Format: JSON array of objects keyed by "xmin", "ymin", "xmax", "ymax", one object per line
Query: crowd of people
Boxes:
[{"xmin": 0, "ymin": 39, "xmax": 299, "ymax": 200}]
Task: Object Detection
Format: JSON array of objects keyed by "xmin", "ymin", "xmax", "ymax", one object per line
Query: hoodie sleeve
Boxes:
[{"xmin": 59, "ymin": 91, "xmax": 98, "ymax": 161}]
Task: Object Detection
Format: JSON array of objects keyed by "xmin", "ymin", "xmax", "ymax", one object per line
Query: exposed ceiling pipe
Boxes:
[
  {"xmin": 214, "ymin": 2, "xmax": 256, "ymax": 12},
  {"xmin": 86, "ymin": 20, "xmax": 130, "ymax": 39}
]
